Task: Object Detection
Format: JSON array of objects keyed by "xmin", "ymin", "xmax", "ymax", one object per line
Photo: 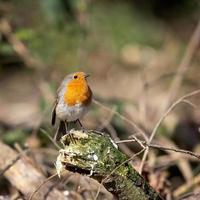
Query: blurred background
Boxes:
[{"xmin": 0, "ymin": 0, "xmax": 200, "ymax": 199}]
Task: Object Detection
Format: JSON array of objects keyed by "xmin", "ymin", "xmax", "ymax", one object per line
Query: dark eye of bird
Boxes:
[{"xmin": 74, "ymin": 75, "xmax": 78, "ymax": 79}]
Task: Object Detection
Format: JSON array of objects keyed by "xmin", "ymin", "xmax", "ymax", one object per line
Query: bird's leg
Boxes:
[
  {"xmin": 64, "ymin": 121, "xmax": 68, "ymax": 133},
  {"xmin": 65, "ymin": 121, "xmax": 76, "ymax": 143},
  {"xmin": 76, "ymin": 119, "xmax": 85, "ymax": 132}
]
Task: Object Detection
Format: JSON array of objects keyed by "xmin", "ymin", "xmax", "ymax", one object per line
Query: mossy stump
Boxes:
[{"xmin": 56, "ymin": 130, "xmax": 163, "ymax": 200}]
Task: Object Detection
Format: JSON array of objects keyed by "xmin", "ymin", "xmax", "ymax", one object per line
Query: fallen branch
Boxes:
[
  {"xmin": 0, "ymin": 17, "xmax": 44, "ymax": 69},
  {"xmin": 0, "ymin": 149, "xmax": 28, "ymax": 176},
  {"xmin": 0, "ymin": 142, "xmax": 68, "ymax": 200}
]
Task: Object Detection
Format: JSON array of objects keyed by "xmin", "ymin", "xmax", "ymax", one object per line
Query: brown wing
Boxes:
[
  {"xmin": 52, "ymin": 75, "xmax": 70, "ymax": 126},
  {"xmin": 51, "ymin": 100, "xmax": 57, "ymax": 126}
]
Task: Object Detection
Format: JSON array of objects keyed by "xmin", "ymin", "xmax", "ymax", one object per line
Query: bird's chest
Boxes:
[{"xmin": 64, "ymin": 83, "xmax": 91, "ymax": 106}]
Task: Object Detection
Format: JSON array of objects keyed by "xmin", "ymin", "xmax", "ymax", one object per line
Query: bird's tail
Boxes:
[{"xmin": 51, "ymin": 102, "xmax": 57, "ymax": 126}]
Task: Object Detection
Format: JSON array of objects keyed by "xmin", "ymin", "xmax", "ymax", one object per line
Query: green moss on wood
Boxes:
[{"xmin": 56, "ymin": 130, "xmax": 163, "ymax": 200}]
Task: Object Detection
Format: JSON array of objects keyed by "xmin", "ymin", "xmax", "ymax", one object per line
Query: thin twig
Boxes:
[
  {"xmin": 181, "ymin": 99, "xmax": 197, "ymax": 109},
  {"xmin": 161, "ymin": 18, "xmax": 200, "ymax": 112},
  {"xmin": 139, "ymin": 89, "xmax": 200, "ymax": 173},
  {"xmin": 117, "ymin": 137, "xmax": 200, "ymax": 159},
  {"xmin": 148, "ymin": 144, "xmax": 200, "ymax": 160},
  {"xmin": 93, "ymin": 99, "xmax": 148, "ymax": 141},
  {"xmin": 97, "ymin": 106, "xmax": 116, "ymax": 131},
  {"xmin": 115, "ymin": 139, "xmax": 136, "ymax": 144},
  {"xmin": 28, "ymin": 173, "xmax": 58, "ymax": 200},
  {"xmin": 107, "ymin": 124, "xmax": 135, "ymax": 158},
  {"xmin": 40, "ymin": 128, "xmax": 61, "ymax": 150},
  {"xmin": 150, "ymin": 89, "xmax": 200, "ymax": 148},
  {"xmin": 131, "ymin": 135, "xmax": 146, "ymax": 149}
]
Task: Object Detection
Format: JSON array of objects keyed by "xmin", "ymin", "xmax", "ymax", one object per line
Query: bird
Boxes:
[{"xmin": 51, "ymin": 71, "xmax": 92, "ymax": 141}]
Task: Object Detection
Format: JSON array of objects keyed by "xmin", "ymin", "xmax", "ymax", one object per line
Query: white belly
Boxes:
[{"xmin": 56, "ymin": 101, "xmax": 89, "ymax": 122}]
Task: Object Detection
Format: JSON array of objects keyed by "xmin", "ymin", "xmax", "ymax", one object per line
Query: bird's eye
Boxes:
[{"xmin": 74, "ymin": 75, "xmax": 78, "ymax": 79}]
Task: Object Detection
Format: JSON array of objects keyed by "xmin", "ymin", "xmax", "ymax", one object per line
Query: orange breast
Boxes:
[{"xmin": 64, "ymin": 79, "xmax": 92, "ymax": 106}]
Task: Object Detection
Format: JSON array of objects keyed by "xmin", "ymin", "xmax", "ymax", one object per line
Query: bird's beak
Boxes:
[{"xmin": 85, "ymin": 74, "xmax": 90, "ymax": 78}]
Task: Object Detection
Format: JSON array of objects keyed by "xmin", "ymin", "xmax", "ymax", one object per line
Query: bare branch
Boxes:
[
  {"xmin": 93, "ymin": 99, "xmax": 148, "ymax": 141},
  {"xmin": 139, "ymin": 89, "xmax": 200, "ymax": 173},
  {"xmin": 117, "ymin": 137, "xmax": 200, "ymax": 160},
  {"xmin": 0, "ymin": 18, "xmax": 44, "ymax": 70},
  {"xmin": 148, "ymin": 144, "xmax": 200, "ymax": 160}
]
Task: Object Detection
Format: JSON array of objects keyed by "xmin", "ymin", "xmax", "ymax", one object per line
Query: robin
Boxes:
[{"xmin": 52, "ymin": 71, "xmax": 92, "ymax": 141}]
